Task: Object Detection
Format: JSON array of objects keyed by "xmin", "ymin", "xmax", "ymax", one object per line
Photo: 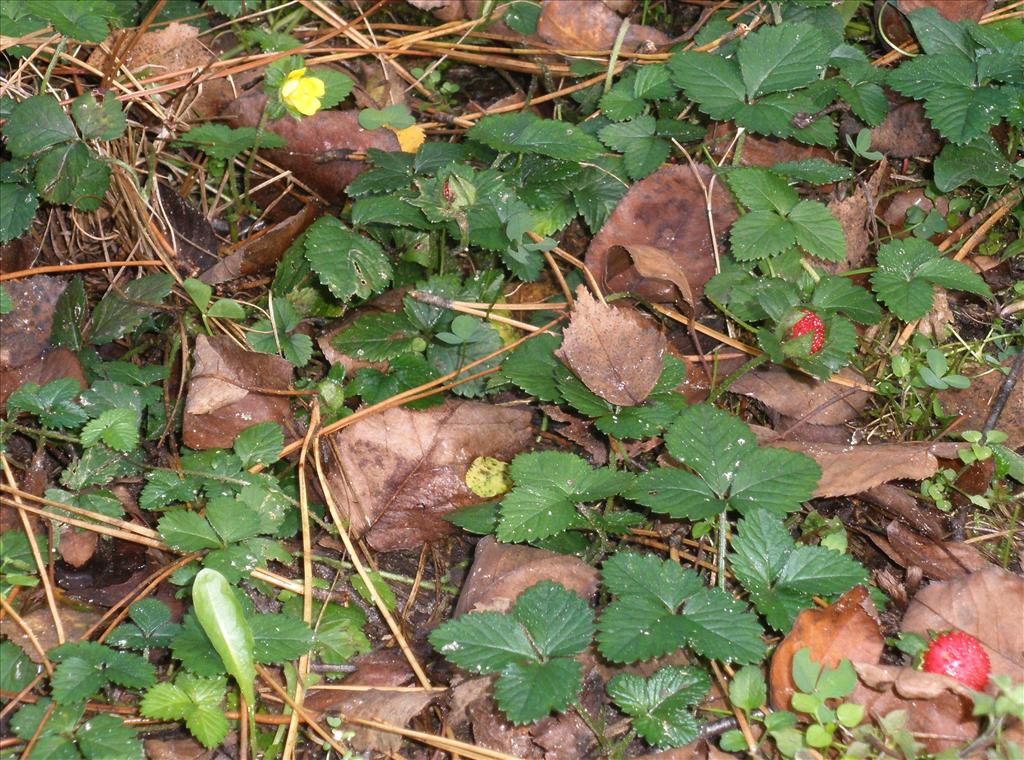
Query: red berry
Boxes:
[
  {"xmin": 443, "ymin": 180, "xmax": 454, "ymax": 202},
  {"xmin": 790, "ymin": 309, "xmax": 826, "ymax": 355},
  {"xmin": 922, "ymin": 630, "xmax": 991, "ymax": 690}
]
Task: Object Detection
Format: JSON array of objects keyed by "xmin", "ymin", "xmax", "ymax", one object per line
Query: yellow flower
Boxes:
[{"xmin": 280, "ymin": 67, "xmax": 325, "ymax": 116}]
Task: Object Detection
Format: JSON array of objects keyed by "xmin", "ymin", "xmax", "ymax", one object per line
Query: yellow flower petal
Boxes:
[
  {"xmin": 390, "ymin": 124, "xmax": 425, "ymax": 153},
  {"xmin": 281, "ymin": 69, "xmax": 326, "ymax": 117}
]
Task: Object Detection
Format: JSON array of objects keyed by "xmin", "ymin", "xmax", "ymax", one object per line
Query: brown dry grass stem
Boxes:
[{"xmin": 0, "ymin": 259, "xmax": 165, "ymax": 283}]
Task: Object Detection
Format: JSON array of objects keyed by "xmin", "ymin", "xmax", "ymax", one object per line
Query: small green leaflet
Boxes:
[
  {"xmin": 730, "ymin": 511, "xmax": 867, "ymax": 631},
  {"xmin": 108, "ymin": 599, "xmax": 182, "ymax": 650},
  {"xmin": 175, "ymin": 123, "xmax": 287, "ymax": 160},
  {"xmin": 429, "ymin": 581, "xmax": 594, "ymax": 725},
  {"xmin": 88, "ymin": 273, "xmax": 174, "ymax": 345},
  {"xmin": 303, "ymin": 216, "xmax": 393, "ymax": 302},
  {"xmin": 140, "ymin": 674, "xmax": 229, "ymax": 749},
  {"xmin": 596, "ymin": 551, "xmax": 765, "ymax": 664},
  {"xmin": 468, "ymin": 112, "xmax": 604, "ymax": 162},
  {"xmin": 79, "ymin": 407, "xmax": 139, "ymax": 451},
  {"xmin": 6, "ymin": 378, "xmax": 87, "ymax": 429},
  {"xmin": 870, "ymin": 238, "xmax": 991, "ymax": 321},
  {"xmin": 626, "ymin": 404, "xmax": 820, "ymax": 519},
  {"xmin": 597, "ymin": 115, "xmax": 670, "ymax": 180},
  {"xmin": 607, "ymin": 666, "xmax": 711, "ymax": 748},
  {"xmin": 497, "ymin": 451, "xmax": 635, "ymax": 543},
  {"xmin": 4, "ymin": 95, "xmax": 77, "ymax": 157},
  {"xmin": 233, "ymin": 422, "xmax": 284, "ymax": 468},
  {"xmin": 933, "ymin": 136, "xmax": 1019, "ymax": 192},
  {"xmin": 49, "ymin": 641, "xmax": 156, "ymax": 704}
]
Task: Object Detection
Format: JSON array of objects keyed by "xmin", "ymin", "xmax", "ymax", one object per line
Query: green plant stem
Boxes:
[
  {"xmin": 241, "ymin": 104, "xmax": 272, "ymax": 212},
  {"xmin": 306, "ymin": 553, "xmax": 458, "ymax": 594},
  {"xmin": 40, "ymin": 39, "xmax": 67, "ymax": 91},
  {"xmin": 709, "ymin": 353, "xmax": 768, "ymax": 403},
  {"xmin": 0, "ymin": 420, "xmax": 80, "ymax": 445},
  {"xmin": 604, "ymin": 19, "xmax": 630, "ymax": 94},
  {"xmin": 799, "ymin": 258, "xmax": 821, "ymax": 283}
]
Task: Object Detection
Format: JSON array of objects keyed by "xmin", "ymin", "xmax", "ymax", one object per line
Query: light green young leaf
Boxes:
[
  {"xmin": 192, "ymin": 568, "xmax": 256, "ymax": 706},
  {"xmin": 304, "ymin": 216, "xmax": 393, "ymax": 302},
  {"xmin": 79, "ymin": 408, "xmax": 139, "ymax": 451},
  {"xmin": 607, "ymin": 666, "xmax": 710, "ymax": 748}
]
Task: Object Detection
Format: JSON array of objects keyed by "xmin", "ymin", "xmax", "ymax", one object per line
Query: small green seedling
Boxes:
[{"xmin": 183, "ymin": 278, "xmax": 246, "ymax": 333}]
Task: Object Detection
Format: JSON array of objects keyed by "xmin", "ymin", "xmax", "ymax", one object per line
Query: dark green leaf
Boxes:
[
  {"xmin": 71, "ymin": 93, "xmax": 126, "ymax": 140},
  {"xmin": 494, "ymin": 658, "xmax": 583, "ymax": 725},
  {"xmin": 88, "ymin": 273, "xmax": 174, "ymax": 345},
  {"xmin": 4, "ymin": 95, "xmax": 76, "ymax": 157}
]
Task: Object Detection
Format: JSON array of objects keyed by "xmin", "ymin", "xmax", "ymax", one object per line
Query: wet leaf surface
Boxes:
[
  {"xmin": 537, "ymin": 1, "xmax": 669, "ymax": 51},
  {"xmin": 729, "ymin": 367, "xmax": 870, "ymax": 427}
]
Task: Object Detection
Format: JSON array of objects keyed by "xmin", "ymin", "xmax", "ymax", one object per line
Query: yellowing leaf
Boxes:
[
  {"xmin": 466, "ymin": 456, "xmax": 512, "ymax": 498},
  {"xmin": 390, "ymin": 124, "xmax": 425, "ymax": 153}
]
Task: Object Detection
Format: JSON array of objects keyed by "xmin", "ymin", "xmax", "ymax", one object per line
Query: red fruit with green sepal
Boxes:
[
  {"xmin": 790, "ymin": 309, "xmax": 826, "ymax": 355},
  {"xmin": 921, "ymin": 630, "xmax": 991, "ymax": 690}
]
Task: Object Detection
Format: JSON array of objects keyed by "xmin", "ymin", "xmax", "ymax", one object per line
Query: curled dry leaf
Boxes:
[
  {"xmin": 864, "ymin": 98, "xmax": 942, "ymax": 158},
  {"xmin": 454, "ymin": 535, "xmax": 600, "ymax": 616},
  {"xmin": 183, "ymin": 334, "xmax": 295, "ymax": 450},
  {"xmin": 729, "ymin": 367, "xmax": 870, "ymax": 427},
  {"xmin": 849, "ymin": 662, "xmax": 978, "ymax": 752},
  {"xmin": 537, "ymin": 0, "xmax": 670, "ymax": 51},
  {"xmin": 759, "ymin": 433, "xmax": 944, "ymax": 498},
  {"xmin": 873, "ymin": 521, "xmax": 990, "ymax": 581},
  {"xmin": 825, "ymin": 158, "xmax": 888, "ymax": 272},
  {"xmin": 902, "ymin": 566, "xmax": 1024, "ymax": 683},
  {"xmin": 221, "ymin": 96, "xmax": 400, "ymax": 205},
  {"xmin": 586, "ymin": 164, "xmax": 737, "ymax": 304},
  {"xmin": 615, "ymin": 244, "xmax": 695, "ymax": 311},
  {"xmin": 158, "ymin": 184, "xmax": 219, "ymax": 276},
  {"xmin": 542, "ymin": 404, "xmax": 609, "ymax": 466},
  {"xmin": 57, "ymin": 526, "xmax": 99, "ymax": 568},
  {"xmin": 201, "ymin": 203, "xmax": 321, "ymax": 285},
  {"xmin": 556, "ymin": 286, "xmax": 667, "ymax": 406},
  {"xmin": 860, "ymin": 484, "xmax": 943, "ymax": 539},
  {"xmin": 319, "ymin": 400, "xmax": 532, "ymax": 551},
  {"xmin": 706, "ymin": 121, "xmax": 835, "ymax": 168},
  {"xmin": 770, "ymin": 585, "xmax": 884, "ymax": 712}
]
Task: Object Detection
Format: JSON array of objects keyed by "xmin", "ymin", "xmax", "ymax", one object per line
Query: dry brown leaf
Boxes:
[
  {"xmin": 729, "ymin": 367, "xmax": 869, "ymax": 427},
  {"xmin": 586, "ymin": 164, "xmax": 737, "ymax": 304},
  {"xmin": 867, "ymin": 99, "xmax": 942, "ymax": 158},
  {"xmin": 937, "ymin": 361, "xmax": 1023, "ymax": 447},
  {"xmin": 158, "ymin": 184, "xmax": 219, "ymax": 276},
  {"xmin": 860, "ymin": 484, "xmax": 944, "ymax": 539},
  {"xmin": 706, "ymin": 121, "xmax": 836, "ymax": 168},
  {"xmin": 0, "ymin": 236, "xmax": 38, "ymax": 274},
  {"xmin": 850, "ymin": 662, "xmax": 979, "ymax": 752},
  {"xmin": 878, "ymin": 521, "xmax": 990, "ymax": 580},
  {"xmin": 825, "ymin": 158, "xmax": 888, "ymax": 272},
  {"xmin": 542, "ymin": 404, "xmax": 608, "ymax": 465},
  {"xmin": 221, "ymin": 97, "xmax": 400, "ymax": 204},
  {"xmin": 201, "ymin": 203, "xmax": 321, "ymax": 285},
  {"xmin": 636, "ymin": 741, "xmax": 738, "ymax": 760},
  {"xmin": 770, "ymin": 586, "xmax": 884, "ymax": 711},
  {"xmin": 0, "ymin": 606, "xmax": 102, "ymax": 663},
  {"xmin": 759, "ymin": 434, "xmax": 942, "ymax": 497},
  {"xmin": 897, "ymin": 0, "xmax": 993, "ymax": 21},
  {"xmin": 537, "ymin": 0, "xmax": 669, "ymax": 51},
  {"xmin": 902, "ymin": 566, "xmax": 1024, "ymax": 683},
  {"xmin": 57, "ymin": 527, "xmax": 98, "ymax": 568},
  {"xmin": 466, "ymin": 694, "xmax": 537, "ymax": 756},
  {"xmin": 616, "ymin": 244, "xmax": 694, "ymax": 310},
  {"xmin": 454, "ymin": 536, "xmax": 600, "ymax": 616},
  {"xmin": 319, "ymin": 400, "xmax": 532, "ymax": 551},
  {"xmin": 144, "ymin": 738, "xmax": 211, "ymax": 760},
  {"xmin": 556, "ymin": 286, "xmax": 667, "ymax": 406},
  {"xmin": 881, "ymin": 188, "xmax": 949, "ymax": 233},
  {"xmin": 183, "ymin": 334, "xmax": 295, "ymax": 450}
]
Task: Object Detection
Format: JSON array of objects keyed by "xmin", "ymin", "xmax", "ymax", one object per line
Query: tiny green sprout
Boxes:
[
  {"xmin": 846, "ymin": 128, "xmax": 883, "ymax": 161},
  {"xmin": 183, "ymin": 278, "xmax": 245, "ymax": 333}
]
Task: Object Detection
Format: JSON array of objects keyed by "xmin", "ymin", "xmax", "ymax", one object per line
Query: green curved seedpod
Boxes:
[{"xmin": 192, "ymin": 568, "xmax": 256, "ymax": 707}]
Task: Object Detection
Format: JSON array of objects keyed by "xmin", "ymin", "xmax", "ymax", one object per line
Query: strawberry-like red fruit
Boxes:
[
  {"xmin": 922, "ymin": 630, "xmax": 991, "ymax": 690},
  {"xmin": 790, "ymin": 309, "xmax": 825, "ymax": 355},
  {"xmin": 443, "ymin": 179, "xmax": 454, "ymax": 203}
]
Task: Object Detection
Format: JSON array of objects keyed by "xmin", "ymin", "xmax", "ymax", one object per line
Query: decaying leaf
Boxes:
[
  {"xmin": 865, "ymin": 99, "xmax": 941, "ymax": 159},
  {"xmin": 221, "ymin": 97, "xmax": 400, "ymax": 204},
  {"xmin": 537, "ymin": 0, "xmax": 669, "ymax": 51},
  {"xmin": 319, "ymin": 400, "xmax": 532, "ymax": 551},
  {"xmin": 730, "ymin": 367, "xmax": 870, "ymax": 427},
  {"xmin": 902, "ymin": 566, "xmax": 1024, "ymax": 683},
  {"xmin": 542, "ymin": 404, "xmax": 609, "ymax": 466},
  {"xmin": 897, "ymin": 0, "xmax": 993, "ymax": 22},
  {"xmin": 0, "ymin": 605, "xmax": 102, "ymax": 663},
  {"xmin": 706, "ymin": 121, "xmax": 836, "ymax": 168},
  {"xmin": 874, "ymin": 521, "xmax": 990, "ymax": 581},
  {"xmin": 615, "ymin": 244, "xmax": 695, "ymax": 310},
  {"xmin": 158, "ymin": 184, "xmax": 220, "ymax": 276},
  {"xmin": 57, "ymin": 526, "xmax": 99, "ymax": 568},
  {"xmin": 759, "ymin": 433, "xmax": 947, "ymax": 497},
  {"xmin": 201, "ymin": 203, "xmax": 321, "ymax": 286},
  {"xmin": 454, "ymin": 535, "xmax": 600, "ymax": 616},
  {"xmin": 825, "ymin": 158, "xmax": 888, "ymax": 272},
  {"xmin": 556, "ymin": 286, "xmax": 667, "ymax": 406},
  {"xmin": 770, "ymin": 586, "xmax": 884, "ymax": 711},
  {"xmin": 183, "ymin": 334, "xmax": 295, "ymax": 450},
  {"xmin": 586, "ymin": 164, "xmax": 737, "ymax": 304},
  {"xmin": 937, "ymin": 361, "xmax": 1023, "ymax": 447}
]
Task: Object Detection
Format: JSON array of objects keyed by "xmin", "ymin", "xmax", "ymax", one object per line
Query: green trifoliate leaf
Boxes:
[
  {"xmin": 607, "ymin": 666, "xmax": 710, "ymax": 748},
  {"xmin": 625, "ymin": 467, "xmax": 724, "ymax": 521},
  {"xmin": 497, "ymin": 452, "xmax": 635, "ymax": 542},
  {"xmin": 49, "ymin": 642, "xmax": 156, "ymax": 704},
  {"xmin": 494, "ymin": 658, "xmax": 583, "ymax": 725},
  {"xmin": 810, "ymin": 276, "xmax": 882, "ymax": 325},
  {"xmin": 79, "ymin": 407, "xmax": 139, "ymax": 451},
  {"xmin": 331, "ymin": 312, "xmax": 424, "ymax": 362},
  {"xmin": 871, "ymin": 238, "xmax": 991, "ymax": 321},
  {"xmin": 6, "ymin": 378, "xmax": 87, "ymax": 429},
  {"xmin": 731, "ymin": 511, "xmax": 867, "ymax": 631},
  {"xmin": 729, "ymin": 447, "xmax": 821, "ymax": 515},
  {"xmin": 724, "ymin": 167, "xmax": 799, "ymax": 215},
  {"xmin": 430, "ymin": 612, "xmax": 535, "ymax": 674},
  {"xmin": 728, "ymin": 210, "xmax": 796, "ymax": 261},
  {"xmin": 511, "ymin": 580, "xmax": 595, "ymax": 659},
  {"xmin": 737, "ymin": 22, "xmax": 836, "ymax": 98},
  {"xmin": 140, "ymin": 674, "xmax": 229, "ymax": 749},
  {"xmin": 250, "ymin": 614, "xmax": 314, "ymax": 663},
  {"xmin": 663, "ymin": 404, "xmax": 757, "ymax": 496},
  {"xmin": 108, "ymin": 599, "xmax": 181, "ymax": 650},
  {"xmin": 597, "ymin": 552, "xmax": 765, "ymax": 664}
]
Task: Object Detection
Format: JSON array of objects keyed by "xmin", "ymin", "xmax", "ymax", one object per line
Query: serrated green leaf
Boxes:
[
  {"xmin": 71, "ymin": 93, "xmax": 126, "ymax": 140},
  {"xmin": 6, "ymin": 377, "xmax": 87, "ymax": 429},
  {"xmin": 737, "ymin": 22, "xmax": 835, "ymax": 98},
  {"xmin": 88, "ymin": 273, "xmax": 174, "ymax": 345},
  {"xmin": 923, "ymin": 84, "xmax": 1006, "ymax": 144},
  {"xmin": 623, "ymin": 136, "xmax": 670, "ymax": 180},
  {"xmin": 494, "ymin": 658, "xmax": 583, "ymax": 725},
  {"xmin": 304, "ymin": 216, "xmax": 392, "ymax": 302},
  {"xmin": 730, "ymin": 446, "xmax": 820, "ymax": 515},
  {"xmin": 429, "ymin": 611, "xmax": 535, "ymax": 674},
  {"xmin": 0, "ymin": 181, "xmax": 39, "ymax": 243},
  {"xmin": 233, "ymin": 422, "xmax": 283, "ymax": 467},
  {"xmin": 79, "ymin": 407, "xmax": 139, "ymax": 451},
  {"xmin": 4, "ymin": 95, "xmax": 77, "ymax": 157},
  {"xmin": 511, "ymin": 581, "xmax": 594, "ymax": 659},
  {"xmin": 204, "ymin": 497, "xmax": 261, "ymax": 545},
  {"xmin": 24, "ymin": 0, "xmax": 115, "ymax": 42},
  {"xmin": 810, "ymin": 276, "xmax": 882, "ymax": 324},
  {"xmin": 731, "ymin": 511, "xmax": 866, "ymax": 631},
  {"xmin": 607, "ymin": 666, "xmax": 710, "ymax": 748},
  {"xmin": 725, "ymin": 168, "xmax": 800, "ymax": 214},
  {"xmin": 158, "ymin": 510, "xmax": 222, "ymax": 552},
  {"xmin": 49, "ymin": 275, "xmax": 87, "ymax": 349},
  {"xmin": 33, "ymin": 141, "xmax": 110, "ymax": 211},
  {"xmin": 171, "ymin": 614, "xmax": 225, "ymax": 677},
  {"xmin": 771, "ymin": 159, "xmax": 852, "ymax": 185},
  {"xmin": 625, "ymin": 468, "xmax": 724, "ymax": 521},
  {"xmin": 60, "ymin": 444, "xmax": 138, "ymax": 489},
  {"xmin": 108, "ymin": 599, "xmax": 181, "ymax": 650},
  {"xmin": 633, "ymin": 64, "xmax": 676, "ymax": 100},
  {"xmin": 346, "ymin": 149, "xmax": 414, "ymax": 196},
  {"xmin": 501, "ymin": 332, "xmax": 562, "ymax": 402},
  {"xmin": 598, "ymin": 115, "xmax": 656, "ymax": 152},
  {"xmin": 788, "ymin": 201, "xmax": 846, "ymax": 262},
  {"xmin": 728, "ymin": 210, "xmax": 796, "ymax": 260},
  {"xmin": 175, "ymin": 123, "xmax": 287, "ymax": 160},
  {"xmin": 468, "ymin": 113, "xmax": 604, "ymax": 161},
  {"xmin": 664, "ymin": 404, "xmax": 757, "ymax": 496},
  {"xmin": 77, "ymin": 713, "xmax": 143, "ymax": 760},
  {"xmin": 933, "ymin": 137, "xmax": 1017, "ymax": 191},
  {"xmin": 333, "ymin": 312, "xmax": 426, "ymax": 363},
  {"xmin": 141, "ymin": 673, "xmax": 228, "ymax": 749},
  {"xmin": 907, "ymin": 7, "xmax": 973, "ymax": 58},
  {"xmin": 668, "ymin": 52, "xmax": 745, "ymax": 121},
  {"xmin": 250, "ymin": 613, "xmax": 314, "ymax": 663},
  {"xmin": 0, "ymin": 640, "xmax": 39, "ymax": 694}
]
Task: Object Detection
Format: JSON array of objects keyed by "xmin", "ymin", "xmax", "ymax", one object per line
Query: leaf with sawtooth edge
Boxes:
[
  {"xmin": 607, "ymin": 666, "xmax": 711, "ymax": 748},
  {"xmin": 729, "ymin": 447, "xmax": 821, "ymax": 515},
  {"xmin": 428, "ymin": 612, "xmax": 535, "ymax": 675},
  {"xmin": 511, "ymin": 581, "xmax": 594, "ymax": 659},
  {"xmin": 788, "ymin": 201, "xmax": 846, "ymax": 262},
  {"xmin": 663, "ymin": 404, "xmax": 757, "ymax": 497},
  {"xmin": 728, "ymin": 210, "xmax": 796, "ymax": 261},
  {"xmin": 668, "ymin": 52, "xmax": 745, "ymax": 121},
  {"xmin": 494, "ymin": 658, "xmax": 583, "ymax": 725},
  {"xmin": 625, "ymin": 467, "xmax": 725, "ymax": 521},
  {"xmin": 811, "ymin": 276, "xmax": 882, "ymax": 325},
  {"xmin": 737, "ymin": 22, "xmax": 836, "ymax": 98}
]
